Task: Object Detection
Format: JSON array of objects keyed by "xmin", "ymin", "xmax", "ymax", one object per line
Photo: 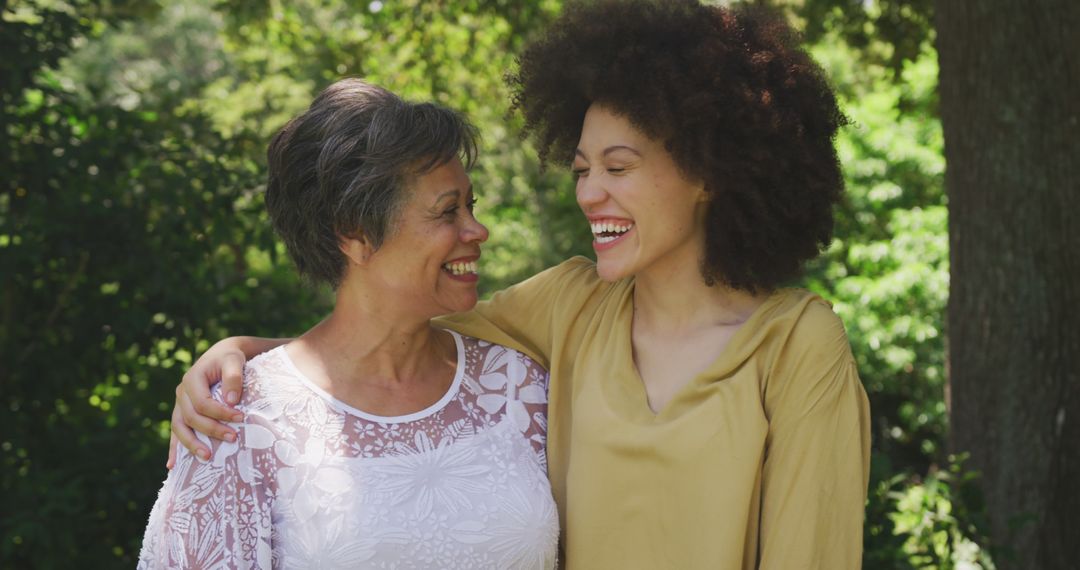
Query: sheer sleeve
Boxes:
[
  {"xmin": 513, "ymin": 350, "xmax": 551, "ymax": 463},
  {"xmin": 139, "ymin": 384, "xmax": 278, "ymax": 569},
  {"xmin": 757, "ymin": 301, "xmax": 872, "ymax": 569}
]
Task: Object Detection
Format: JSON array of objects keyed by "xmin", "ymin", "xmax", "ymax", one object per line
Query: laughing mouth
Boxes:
[
  {"xmin": 442, "ymin": 260, "xmax": 478, "ymax": 276},
  {"xmin": 590, "ymin": 221, "xmax": 634, "ymax": 244}
]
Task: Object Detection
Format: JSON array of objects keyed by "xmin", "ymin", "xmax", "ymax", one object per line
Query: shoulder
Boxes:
[
  {"xmin": 759, "ymin": 288, "xmax": 851, "ymax": 357},
  {"xmin": 559, "ymin": 255, "xmax": 601, "ymax": 279},
  {"xmin": 791, "ymin": 291, "xmax": 851, "ymax": 357},
  {"xmin": 542, "ymin": 255, "xmax": 598, "ymax": 279},
  {"xmin": 231, "ymin": 347, "xmax": 335, "ymax": 426},
  {"xmin": 460, "ymin": 334, "xmax": 547, "ymax": 375},
  {"xmin": 754, "ymin": 289, "xmax": 853, "ymax": 381},
  {"xmin": 527, "ymin": 256, "xmax": 627, "ymax": 315},
  {"xmin": 235, "ymin": 347, "xmax": 291, "ymax": 403},
  {"xmin": 756, "ymin": 289, "xmax": 860, "ymax": 410},
  {"xmin": 513, "ymin": 255, "xmax": 607, "ymax": 295},
  {"xmin": 459, "ymin": 334, "xmax": 549, "ymax": 387}
]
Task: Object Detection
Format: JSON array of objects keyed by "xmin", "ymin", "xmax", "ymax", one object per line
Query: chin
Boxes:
[{"xmin": 447, "ymin": 295, "xmax": 479, "ymax": 314}]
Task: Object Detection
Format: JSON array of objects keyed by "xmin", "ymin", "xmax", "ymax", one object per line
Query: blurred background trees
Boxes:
[{"xmin": 4, "ymin": 0, "xmax": 1067, "ymax": 567}]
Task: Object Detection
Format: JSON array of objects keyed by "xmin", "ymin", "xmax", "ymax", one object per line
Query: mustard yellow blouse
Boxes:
[{"xmin": 436, "ymin": 257, "xmax": 871, "ymax": 569}]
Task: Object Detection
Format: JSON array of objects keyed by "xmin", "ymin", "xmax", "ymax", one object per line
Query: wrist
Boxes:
[{"xmin": 224, "ymin": 336, "xmax": 290, "ymax": 359}]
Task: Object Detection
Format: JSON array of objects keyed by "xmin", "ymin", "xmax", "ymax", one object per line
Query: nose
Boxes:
[
  {"xmin": 575, "ymin": 171, "xmax": 607, "ymax": 212},
  {"xmin": 461, "ymin": 211, "xmax": 489, "ymax": 244}
]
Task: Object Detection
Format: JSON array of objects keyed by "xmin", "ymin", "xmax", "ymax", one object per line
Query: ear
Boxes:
[
  {"xmin": 696, "ymin": 181, "xmax": 711, "ymax": 203},
  {"xmin": 339, "ymin": 230, "xmax": 375, "ymax": 266}
]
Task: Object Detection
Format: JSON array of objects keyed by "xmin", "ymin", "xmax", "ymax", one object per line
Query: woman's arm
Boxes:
[
  {"xmin": 758, "ymin": 361, "xmax": 870, "ymax": 568},
  {"xmin": 144, "ymin": 387, "xmax": 276, "ymax": 568},
  {"xmin": 757, "ymin": 303, "xmax": 872, "ymax": 568},
  {"xmin": 167, "ymin": 336, "xmax": 289, "ymax": 468},
  {"xmin": 171, "ymin": 256, "xmax": 601, "ymax": 465}
]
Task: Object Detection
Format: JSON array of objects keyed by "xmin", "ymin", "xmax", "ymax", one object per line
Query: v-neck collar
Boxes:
[{"xmin": 608, "ymin": 281, "xmax": 791, "ymax": 423}]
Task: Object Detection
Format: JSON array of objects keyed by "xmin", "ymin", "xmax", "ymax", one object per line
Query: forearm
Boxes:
[
  {"xmin": 759, "ymin": 362, "xmax": 871, "ymax": 568},
  {"xmin": 228, "ymin": 336, "xmax": 292, "ymax": 359}
]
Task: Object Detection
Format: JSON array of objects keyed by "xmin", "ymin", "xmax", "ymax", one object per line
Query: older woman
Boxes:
[
  {"xmin": 169, "ymin": 1, "xmax": 871, "ymax": 568},
  {"xmin": 139, "ymin": 79, "xmax": 558, "ymax": 569}
]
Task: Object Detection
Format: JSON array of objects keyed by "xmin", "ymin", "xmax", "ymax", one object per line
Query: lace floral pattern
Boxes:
[{"xmin": 139, "ymin": 332, "xmax": 557, "ymax": 569}]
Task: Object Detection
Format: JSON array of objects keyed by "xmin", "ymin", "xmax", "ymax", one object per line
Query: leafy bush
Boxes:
[{"xmin": 865, "ymin": 455, "xmax": 996, "ymax": 569}]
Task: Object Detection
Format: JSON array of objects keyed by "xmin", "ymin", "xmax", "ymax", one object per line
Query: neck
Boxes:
[
  {"xmin": 632, "ymin": 244, "xmax": 769, "ymax": 335},
  {"xmin": 296, "ymin": 281, "xmax": 454, "ymax": 388}
]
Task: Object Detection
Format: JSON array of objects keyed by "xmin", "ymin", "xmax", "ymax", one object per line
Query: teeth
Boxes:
[
  {"xmin": 590, "ymin": 221, "xmax": 634, "ymax": 237},
  {"xmin": 443, "ymin": 260, "xmax": 478, "ymax": 275}
]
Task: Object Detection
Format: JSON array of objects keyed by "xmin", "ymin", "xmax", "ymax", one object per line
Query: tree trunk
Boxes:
[{"xmin": 937, "ymin": 1, "xmax": 1080, "ymax": 568}]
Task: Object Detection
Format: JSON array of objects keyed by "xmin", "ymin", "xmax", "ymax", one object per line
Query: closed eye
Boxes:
[{"xmin": 444, "ymin": 196, "xmax": 478, "ymax": 218}]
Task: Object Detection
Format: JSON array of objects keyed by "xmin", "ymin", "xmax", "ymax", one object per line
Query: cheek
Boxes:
[
  {"xmin": 426, "ymin": 227, "xmax": 459, "ymax": 261},
  {"xmin": 624, "ymin": 179, "xmax": 666, "ymax": 222},
  {"xmin": 389, "ymin": 231, "xmax": 440, "ymax": 275},
  {"xmin": 645, "ymin": 186, "xmax": 700, "ymax": 238}
]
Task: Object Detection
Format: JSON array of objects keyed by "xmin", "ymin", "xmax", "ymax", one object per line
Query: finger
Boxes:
[
  {"xmin": 167, "ymin": 432, "xmax": 178, "ymax": 469},
  {"xmin": 182, "ymin": 367, "xmax": 213, "ymax": 400},
  {"xmin": 184, "ymin": 373, "xmax": 243, "ymax": 423},
  {"xmin": 179, "ymin": 388, "xmax": 237, "ymax": 444},
  {"xmin": 220, "ymin": 352, "xmax": 246, "ymax": 407},
  {"xmin": 172, "ymin": 399, "xmax": 211, "ymax": 462}
]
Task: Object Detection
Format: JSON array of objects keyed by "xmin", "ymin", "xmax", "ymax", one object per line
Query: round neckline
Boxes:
[{"xmin": 276, "ymin": 329, "xmax": 466, "ymax": 424}]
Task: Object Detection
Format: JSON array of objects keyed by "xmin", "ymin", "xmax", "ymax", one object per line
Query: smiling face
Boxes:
[
  {"xmin": 347, "ymin": 156, "xmax": 488, "ymax": 318},
  {"xmin": 572, "ymin": 104, "xmax": 709, "ymax": 282}
]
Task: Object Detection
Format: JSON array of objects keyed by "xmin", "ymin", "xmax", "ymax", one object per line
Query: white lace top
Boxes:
[{"xmin": 139, "ymin": 331, "xmax": 558, "ymax": 569}]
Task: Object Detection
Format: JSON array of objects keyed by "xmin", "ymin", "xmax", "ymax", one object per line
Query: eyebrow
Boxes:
[
  {"xmin": 435, "ymin": 189, "xmax": 460, "ymax": 203},
  {"xmin": 574, "ymin": 145, "xmax": 643, "ymax": 160},
  {"xmin": 431, "ymin": 185, "xmax": 472, "ymax": 208}
]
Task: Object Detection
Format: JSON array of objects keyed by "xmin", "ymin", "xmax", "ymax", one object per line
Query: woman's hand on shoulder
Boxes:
[
  {"xmin": 167, "ymin": 338, "xmax": 247, "ymax": 468},
  {"xmin": 167, "ymin": 336, "xmax": 290, "ymax": 468}
]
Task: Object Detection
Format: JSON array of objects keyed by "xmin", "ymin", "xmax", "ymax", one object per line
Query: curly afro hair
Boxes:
[{"xmin": 509, "ymin": 0, "xmax": 847, "ymax": 291}]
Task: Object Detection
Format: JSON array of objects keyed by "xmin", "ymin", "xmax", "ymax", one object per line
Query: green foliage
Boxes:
[
  {"xmin": 1, "ymin": 0, "xmax": 990, "ymax": 567},
  {"xmin": 1, "ymin": 1, "xmax": 326, "ymax": 565},
  {"xmin": 865, "ymin": 455, "xmax": 996, "ymax": 569},
  {"xmin": 809, "ymin": 36, "xmax": 948, "ymax": 474},
  {"xmin": 789, "ymin": 0, "xmax": 935, "ymax": 75}
]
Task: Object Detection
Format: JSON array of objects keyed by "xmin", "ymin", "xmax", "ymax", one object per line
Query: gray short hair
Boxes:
[{"xmin": 265, "ymin": 78, "xmax": 479, "ymax": 287}]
